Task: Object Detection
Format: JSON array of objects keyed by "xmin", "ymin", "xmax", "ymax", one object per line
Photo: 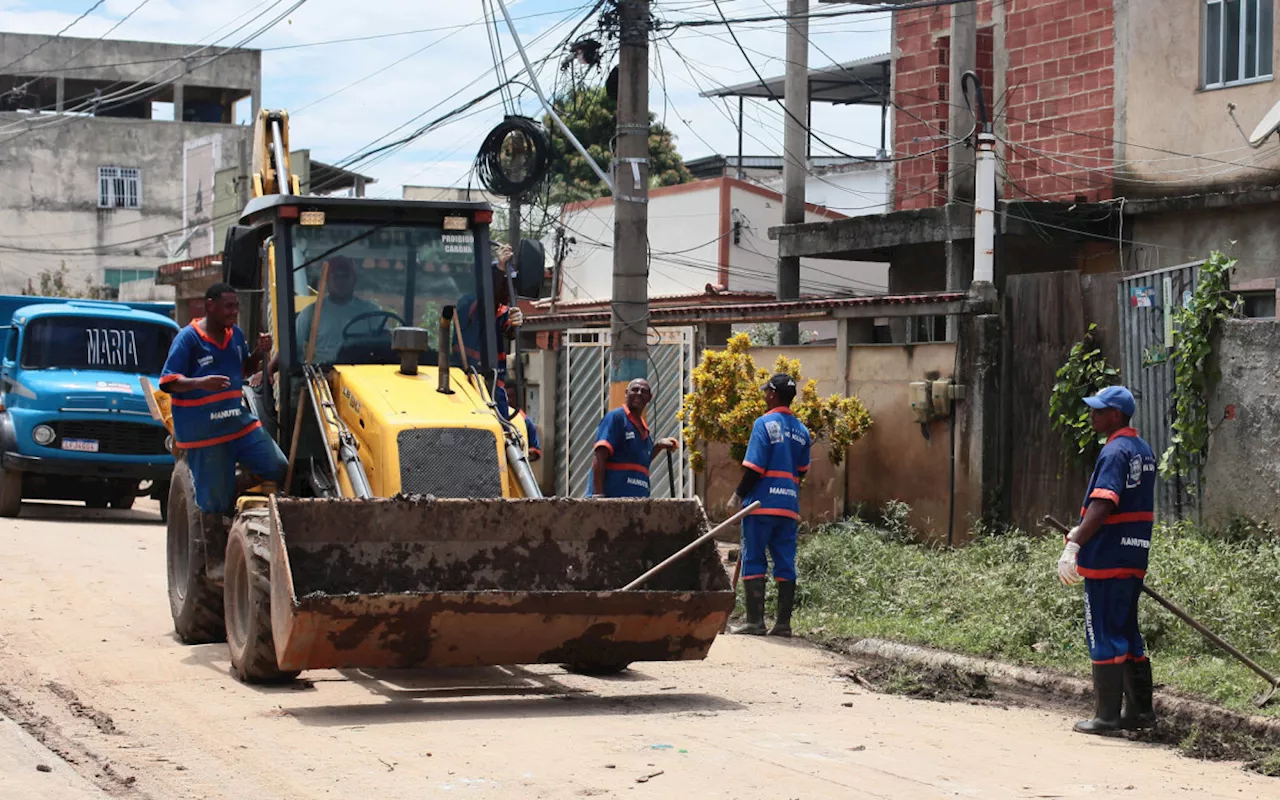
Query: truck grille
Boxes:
[
  {"xmin": 398, "ymin": 428, "xmax": 502, "ymax": 498},
  {"xmin": 51, "ymin": 420, "xmax": 168, "ymax": 456}
]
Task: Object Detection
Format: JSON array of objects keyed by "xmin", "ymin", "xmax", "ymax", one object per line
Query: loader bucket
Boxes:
[{"xmin": 266, "ymin": 497, "xmax": 735, "ymax": 672}]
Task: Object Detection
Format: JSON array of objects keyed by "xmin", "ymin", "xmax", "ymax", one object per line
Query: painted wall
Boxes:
[
  {"xmin": 1130, "ymin": 205, "xmax": 1280, "ymax": 280},
  {"xmin": 0, "ymin": 114, "xmax": 250, "ymax": 294},
  {"xmin": 1118, "ymin": 0, "xmax": 1280, "ymax": 192},
  {"xmin": 557, "ymin": 178, "xmax": 888, "ymax": 304},
  {"xmin": 698, "ymin": 341, "xmax": 975, "ymax": 542}
]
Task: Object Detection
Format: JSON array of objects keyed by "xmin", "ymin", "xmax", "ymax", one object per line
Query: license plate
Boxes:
[{"xmin": 61, "ymin": 438, "xmax": 99, "ymax": 453}]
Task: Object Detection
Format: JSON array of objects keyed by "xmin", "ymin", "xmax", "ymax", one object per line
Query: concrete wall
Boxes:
[
  {"xmin": 1118, "ymin": 1, "xmax": 1280, "ymax": 192},
  {"xmin": 1130, "ymin": 205, "xmax": 1280, "ymax": 279},
  {"xmin": 1204, "ymin": 319, "xmax": 1280, "ymax": 529},
  {"xmin": 0, "ymin": 114, "xmax": 250, "ymax": 294},
  {"xmin": 698, "ymin": 341, "xmax": 975, "ymax": 541}
]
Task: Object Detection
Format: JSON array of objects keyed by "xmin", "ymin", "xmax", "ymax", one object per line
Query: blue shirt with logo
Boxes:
[
  {"xmin": 1078, "ymin": 428, "xmax": 1156, "ymax": 578},
  {"xmin": 587, "ymin": 407, "xmax": 652, "ymax": 498},
  {"xmin": 160, "ymin": 321, "xmax": 259, "ymax": 449},
  {"xmin": 741, "ymin": 407, "xmax": 811, "ymax": 520}
]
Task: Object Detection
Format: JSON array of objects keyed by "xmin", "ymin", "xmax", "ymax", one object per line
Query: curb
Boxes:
[
  {"xmin": 843, "ymin": 638, "xmax": 1280, "ymax": 747},
  {"xmin": 0, "ymin": 714, "xmax": 108, "ymax": 799}
]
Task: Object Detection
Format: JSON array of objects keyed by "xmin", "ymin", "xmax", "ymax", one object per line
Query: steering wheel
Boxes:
[{"xmin": 341, "ymin": 310, "xmax": 405, "ymax": 340}]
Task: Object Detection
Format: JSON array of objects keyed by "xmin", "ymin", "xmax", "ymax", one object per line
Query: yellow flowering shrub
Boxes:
[{"xmin": 679, "ymin": 333, "xmax": 873, "ymax": 470}]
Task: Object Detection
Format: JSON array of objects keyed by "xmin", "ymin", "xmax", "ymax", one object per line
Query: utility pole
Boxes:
[
  {"xmin": 945, "ymin": 3, "xmax": 977, "ymax": 340},
  {"xmin": 610, "ymin": 0, "xmax": 650, "ymax": 407},
  {"xmin": 778, "ymin": 0, "xmax": 808, "ymax": 346}
]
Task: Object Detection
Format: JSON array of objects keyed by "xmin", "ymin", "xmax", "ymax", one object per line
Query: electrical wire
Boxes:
[{"xmin": 0, "ymin": 0, "xmax": 107, "ymax": 75}]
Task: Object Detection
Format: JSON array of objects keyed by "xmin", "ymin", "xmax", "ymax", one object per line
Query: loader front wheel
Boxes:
[
  {"xmin": 225, "ymin": 513, "xmax": 298, "ymax": 684},
  {"xmin": 167, "ymin": 460, "xmax": 225, "ymax": 644}
]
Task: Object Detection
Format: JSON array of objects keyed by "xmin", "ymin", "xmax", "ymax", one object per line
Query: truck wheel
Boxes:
[
  {"xmin": 167, "ymin": 461, "xmax": 225, "ymax": 644},
  {"xmin": 110, "ymin": 494, "xmax": 136, "ymax": 510},
  {"xmin": 225, "ymin": 512, "xmax": 298, "ymax": 684},
  {"xmin": 85, "ymin": 495, "xmax": 109, "ymax": 509},
  {"xmin": 0, "ymin": 468, "xmax": 21, "ymax": 518}
]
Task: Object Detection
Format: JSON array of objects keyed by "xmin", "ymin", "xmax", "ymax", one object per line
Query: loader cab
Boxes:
[{"xmin": 223, "ymin": 194, "xmax": 541, "ymax": 462}]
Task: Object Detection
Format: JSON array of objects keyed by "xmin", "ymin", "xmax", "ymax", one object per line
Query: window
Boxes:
[
  {"xmin": 21, "ymin": 318, "xmax": 175, "ymax": 374},
  {"xmin": 98, "ymin": 166, "xmax": 141, "ymax": 209},
  {"xmin": 1204, "ymin": 0, "xmax": 1274, "ymax": 88},
  {"xmin": 103, "ymin": 268, "xmax": 156, "ymax": 289}
]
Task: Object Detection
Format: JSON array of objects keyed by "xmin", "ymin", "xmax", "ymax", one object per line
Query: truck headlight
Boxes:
[
  {"xmin": 32, "ymin": 425, "xmax": 55, "ymax": 446},
  {"xmin": 165, "ymin": 435, "xmax": 174, "ymax": 452}
]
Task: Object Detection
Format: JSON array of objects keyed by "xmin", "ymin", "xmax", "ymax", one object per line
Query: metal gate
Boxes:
[
  {"xmin": 554, "ymin": 328, "xmax": 695, "ymax": 498},
  {"xmin": 1117, "ymin": 261, "xmax": 1200, "ymax": 519}
]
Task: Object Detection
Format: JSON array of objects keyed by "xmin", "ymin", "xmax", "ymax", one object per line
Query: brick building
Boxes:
[{"xmin": 774, "ymin": 0, "xmax": 1280, "ymax": 302}]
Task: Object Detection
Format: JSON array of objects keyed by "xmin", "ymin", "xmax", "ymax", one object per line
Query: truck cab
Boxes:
[{"xmin": 0, "ymin": 297, "xmax": 180, "ymax": 517}]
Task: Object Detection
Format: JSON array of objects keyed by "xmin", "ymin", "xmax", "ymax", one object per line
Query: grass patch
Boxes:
[{"xmin": 788, "ymin": 512, "xmax": 1280, "ymax": 719}]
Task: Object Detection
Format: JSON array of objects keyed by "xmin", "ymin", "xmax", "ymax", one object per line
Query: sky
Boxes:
[{"xmin": 0, "ymin": 0, "xmax": 893, "ymax": 198}]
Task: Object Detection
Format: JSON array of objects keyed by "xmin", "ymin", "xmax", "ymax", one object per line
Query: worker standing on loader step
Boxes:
[
  {"xmin": 727, "ymin": 374, "xmax": 811, "ymax": 637},
  {"xmin": 510, "ymin": 406, "xmax": 541, "ymax": 462},
  {"xmin": 160, "ymin": 283, "xmax": 288, "ymax": 515},
  {"xmin": 456, "ymin": 243, "xmax": 522, "ymax": 419},
  {"xmin": 587, "ymin": 378, "xmax": 677, "ymax": 498},
  {"xmin": 1057, "ymin": 385, "xmax": 1157, "ymax": 735}
]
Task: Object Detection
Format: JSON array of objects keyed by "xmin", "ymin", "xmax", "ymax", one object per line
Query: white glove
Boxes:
[
  {"xmin": 508, "ymin": 307, "xmax": 524, "ymax": 327},
  {"xmin": 726, "ymin": 493, "xmax": 742, "ymax": 515},
  {"xmin": 1057, "ymin": 541, "xmax": 1082, "ymax": 586}
]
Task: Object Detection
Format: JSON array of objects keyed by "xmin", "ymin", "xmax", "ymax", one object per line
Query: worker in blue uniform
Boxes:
[
  {"xmin": 455, "ymin": 243, "xmax": 522, "ymax": 420},
  {"xmin": 509, "ymin": 406, "xmax": 541, "ymax": 462},
  {"xmin": 1057, "ymin": 385, "xmax": 1157, "ymax": 735},
  {"xmin": 160, "ymin": 283, "xmax": 288, "ymax": 515},
  {"xmin": 587, "ymin": 379, "xmax": 677, "ymax": 497},
  {"xmin": 727, "ymin": 374, "xmax": 812, "ymax": 637}
]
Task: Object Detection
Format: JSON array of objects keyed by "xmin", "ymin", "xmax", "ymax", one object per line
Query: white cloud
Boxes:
[{"xmin": 0, "ymin": 0, "xmax": 893, "ymax": 196}]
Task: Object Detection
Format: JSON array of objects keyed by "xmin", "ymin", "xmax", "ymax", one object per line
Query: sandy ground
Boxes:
[{"xmin": 0, "ymin": 499, "xmax": 1273, "ymax": 800}]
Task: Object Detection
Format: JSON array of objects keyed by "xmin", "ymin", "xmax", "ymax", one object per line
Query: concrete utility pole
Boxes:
[
  {"xmin": 945, "ymin": 2, "xmax": 977, "ymax": 340},
  {"xmin": 610, "ymin": 0, "xmax": 650, "ymax": 406},
  {"xmin": 777, "ymin": 0, "xmax": 808, "ymax": 346}
]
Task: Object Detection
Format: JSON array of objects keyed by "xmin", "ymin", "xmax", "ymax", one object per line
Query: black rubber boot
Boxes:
[
  {"xmin": 769, "ymin": 581, "xmax": 795, "ymax": 637},
  {"xmin": 731, "ymin": 578, "xmax": 767, "ymax": 635},
  {"xmin": 1073, "ymin": 663, "xmax": 1124, "ymax": 736},
  {"xmin": 1121, "ymin": 659, "xmax": 1157, "ymax": 730}
]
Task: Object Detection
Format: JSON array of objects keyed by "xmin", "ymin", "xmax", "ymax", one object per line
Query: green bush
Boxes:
[{"xmin": 792, "ymin": 512, "xmax": 1280, "ymax": 716}]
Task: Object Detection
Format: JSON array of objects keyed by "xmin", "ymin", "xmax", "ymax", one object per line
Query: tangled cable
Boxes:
[{"xmin": 475, "ymin": 115, "xmax": 553, "ymax": 197}]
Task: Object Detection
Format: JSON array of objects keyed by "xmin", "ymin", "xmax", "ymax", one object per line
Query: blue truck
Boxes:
[{"xmin": 0, "ymin": 295, "xmax": 180, "ymax": 518}]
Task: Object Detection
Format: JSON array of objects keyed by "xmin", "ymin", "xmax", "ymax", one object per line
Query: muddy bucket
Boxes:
[{"xmin": 266, "ymin": 497, "xmax": 735, "ymax": 673}]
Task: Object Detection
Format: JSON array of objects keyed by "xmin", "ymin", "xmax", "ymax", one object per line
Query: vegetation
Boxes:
[
  {"xmin": 542, "ymin": 86, "xmax": 692, "ymax": 204},
  {"xmin": 1161, "ymin": 251, "xmax": 1241, "ymax": 481},
  {"xmin": 679, "ymin": 332, "xmax": 872, "ymax": 470},
  {"xmin": 788, "ymin": 508, "xmax": 1280, "ymax": 718},
  {"xmin": 1048, "ymin": 323, "xmax": 1120, "ymax": 462},
  {"xmin": 22, "ymin": 263, "xmax": 113, "ymax": 300}
]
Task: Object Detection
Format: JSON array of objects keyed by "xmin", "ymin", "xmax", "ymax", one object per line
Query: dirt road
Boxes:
[{"xmin": 0, "ymin": 500, "xmax": 1272, "ymax": 799}]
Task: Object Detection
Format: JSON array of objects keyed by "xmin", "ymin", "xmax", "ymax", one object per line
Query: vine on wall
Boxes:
[
  {"xmin": 1160, "ymin": 251, "xmax": 1241, "ymax": 481},
  {"xmin": 1048, "ymin": 323, "xmax": 1120, "ymax": 462}
]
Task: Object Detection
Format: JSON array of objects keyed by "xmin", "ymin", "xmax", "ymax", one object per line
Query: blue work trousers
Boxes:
[
  {"xmin": 741, "ymin": 514, "xmax": 799, "ymax": 582},
  {"xmin": 186, "ymin": 426, "xmax": 288, "ymax": 514},
  {"xmin": 1083, "ymin": 576, "xmax": 1146, "ymax": 664}
]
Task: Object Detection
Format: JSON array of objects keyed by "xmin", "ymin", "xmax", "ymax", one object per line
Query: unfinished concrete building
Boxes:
[{"xmin": 0, "ymin": 31, "xmax": 261, "ymax": 295}]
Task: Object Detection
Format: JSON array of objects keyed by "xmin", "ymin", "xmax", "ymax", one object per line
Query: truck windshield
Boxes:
[
  {"xmin": 289, "ymin": 222, "xmax": 480, "ymax": 364},
  {"xmin": 21, "ymin": 317, "xmax": 176, "ymax": 374}
]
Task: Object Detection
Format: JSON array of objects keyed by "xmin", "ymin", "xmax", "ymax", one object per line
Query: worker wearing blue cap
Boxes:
[{"xmin": 1057, "ymin": 385, "xmax": 1157, "ymax": 735}]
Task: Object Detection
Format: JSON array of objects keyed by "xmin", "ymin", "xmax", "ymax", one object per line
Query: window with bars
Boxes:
[
  {"xmin": 97, "ymin": 166, "xmax": 141, "ymax": 209},
  {"xmin": 1204, "ymin": 0, "xmax": 1274, "ymax": 88}
]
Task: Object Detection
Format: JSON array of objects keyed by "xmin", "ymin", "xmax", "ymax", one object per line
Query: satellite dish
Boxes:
[{"xmin": 1248, "ymin": 97, "xmax": 1280, "ymax": 146}]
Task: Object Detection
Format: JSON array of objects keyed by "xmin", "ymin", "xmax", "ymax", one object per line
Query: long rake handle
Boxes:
[
  {"xmin": 621, "ymin": 502, "xmax": 760, "ymax": 591},
  {"xmin": 1044, "ymin": 515, "xmax": 1280, "ymax": 692}
]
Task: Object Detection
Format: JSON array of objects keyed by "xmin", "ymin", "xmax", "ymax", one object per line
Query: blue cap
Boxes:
[{"xmin": 1084, "ymin": 386, "xmax": 1135, "ymax": 418}]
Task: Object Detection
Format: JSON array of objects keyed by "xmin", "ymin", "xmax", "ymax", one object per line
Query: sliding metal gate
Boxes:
[{"xmin": 554, "ymin": 328, "xmax": 695, "ymax": 498}]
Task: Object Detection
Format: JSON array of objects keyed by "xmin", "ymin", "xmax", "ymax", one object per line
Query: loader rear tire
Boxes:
[
  {"xmin": 167, "ymin": 460, "xmax": 225, "ymax": 644},
  {"xmin": 225, "ymin": 512, "xmax": 298, "ymax": 684}
]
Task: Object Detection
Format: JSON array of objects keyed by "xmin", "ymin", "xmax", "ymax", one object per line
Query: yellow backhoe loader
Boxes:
[{"xmin": 155, "ymin": 110, "xmax": 734, "ymax": 683}]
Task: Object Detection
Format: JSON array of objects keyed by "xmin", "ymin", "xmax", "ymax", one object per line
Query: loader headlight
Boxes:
[{"xmin": 32, "ymin": 424, "xmax": 55, "ymax": 446}]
